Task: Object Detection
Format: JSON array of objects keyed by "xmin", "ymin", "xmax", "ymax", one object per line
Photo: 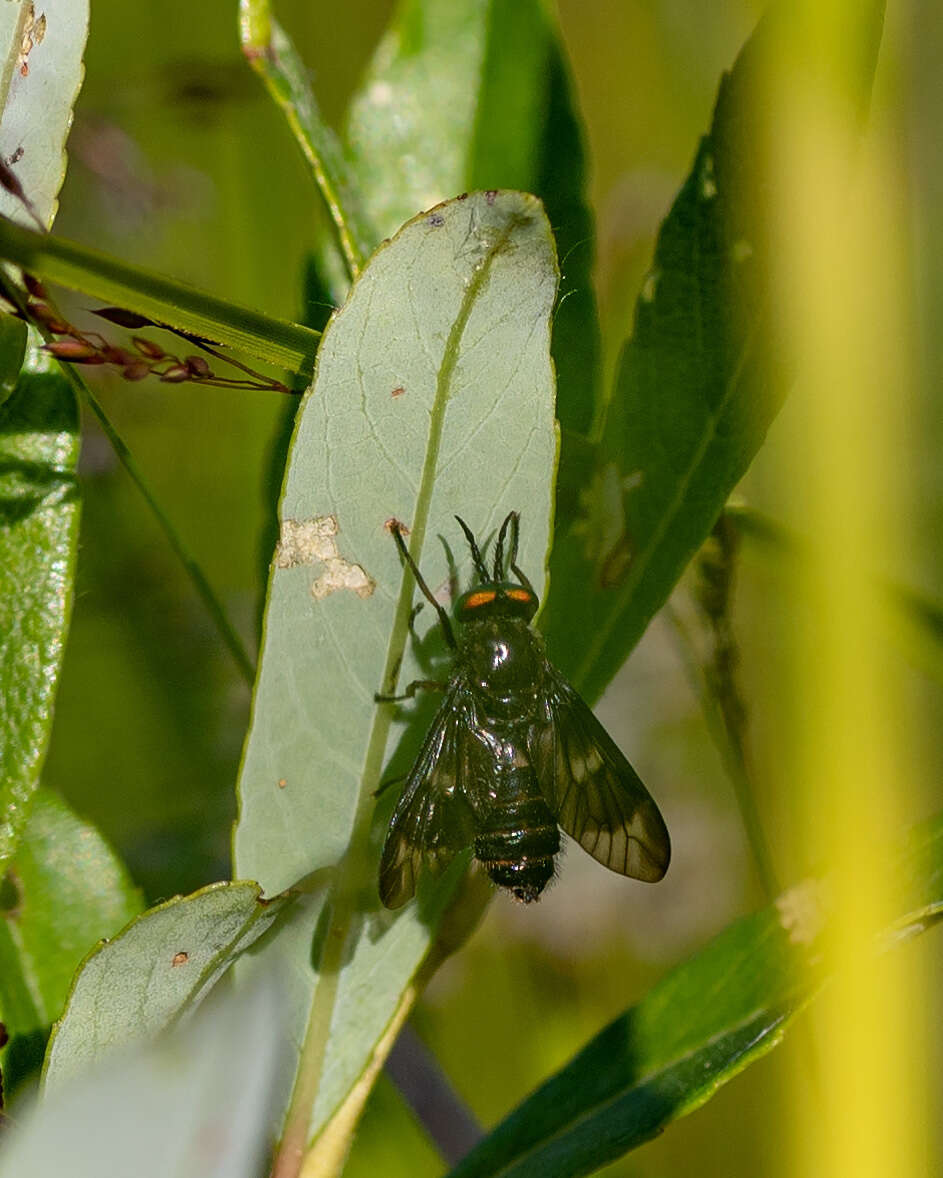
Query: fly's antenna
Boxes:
[
  {"xmin": 454, "ymin": 516, "xmax": 490, "ymax": 583},
  {"xmin": 388, "ymin": 520, "xmax": 456, "ymax": 648},
  {"xmin": 493, "ymin": 511, "xmax": 515, "ymax": 580},
  {"xmin": 506, "ymin": 511, "xmax": 536, "ymax": 594}
]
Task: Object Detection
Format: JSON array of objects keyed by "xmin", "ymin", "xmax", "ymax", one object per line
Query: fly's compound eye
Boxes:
[
  {"xmin": 454, "ymin": 584, "xmax": 538, "ymax": 623},
  {"xmin": 504, "ymin": 587, "xmax": 538, "ymax": 619}
]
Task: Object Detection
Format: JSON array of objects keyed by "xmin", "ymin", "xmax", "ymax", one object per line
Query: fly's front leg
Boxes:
[{"xmin": 375, "ymin": 679, "xmax": 447, "ymax": 704}]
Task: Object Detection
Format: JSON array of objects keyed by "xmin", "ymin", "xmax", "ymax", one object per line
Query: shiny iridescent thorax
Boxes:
[{"xmin": 376, "ymin": 512, "xmax": 670, "ymax": 908}]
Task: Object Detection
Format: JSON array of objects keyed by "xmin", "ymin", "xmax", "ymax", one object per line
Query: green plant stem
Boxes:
[
  {"xmin": 0, "ymin": 215, "xmax": 320, "ymax": 382},
  {"xmin": 73, "ymin": 376, "xmax": 256, "ymax": 686},
  {"xmin": 239, "ymin": 0, "xmax": 370, "ymax": 283}
]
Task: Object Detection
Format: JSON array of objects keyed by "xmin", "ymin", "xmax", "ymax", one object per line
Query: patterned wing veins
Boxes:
[
  {"xmin": 378, "ymin": 684, "xmax": 480, "ymax": 908},
  {"xmin": 529, "ymin": 667, "xmax": 670, "ymax": 882}
]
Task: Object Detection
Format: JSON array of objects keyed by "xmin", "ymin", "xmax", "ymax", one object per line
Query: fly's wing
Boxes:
[
  {"xmin": 378, "ymin": 684, "xmax": 483, "ymax": 909},
  {"xmin": 529, "ymin": 668, "xmax": 670, "ymax": 882}
]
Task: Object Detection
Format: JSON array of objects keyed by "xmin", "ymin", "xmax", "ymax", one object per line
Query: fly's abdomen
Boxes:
[{"xmin": 474, "ymin": 770, "xmax": 560, "ymax": 903}]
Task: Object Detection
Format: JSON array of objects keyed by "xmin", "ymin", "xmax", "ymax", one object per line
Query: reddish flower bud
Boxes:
[
  {"xmin": 184, "ymin": 355, "xmax": 211, "ymax": 377},
  {"xmin": 122, "ymin": 362, "xmax": 151, "ymax": 382},
  {"xmin": 159, "ymin": 364, "xmax": 190, "ymax": 383},
  {"xmin": 44, "ymin": 339, "xmax": 104, "ymax": 362},
  {"xmin": 24, "ymin": 273, "xmax": 47, "ymax": 300},
  {"xmin": 132, "ymin": 336, "xmax": 166, "ymax": 359},
  {"xmin": 101, "ymin": 346, "xmax": 136, "ymax": 366},
  {"xmin": 28, "ymin": 301, "xmax": 71, "ymax": 334}
]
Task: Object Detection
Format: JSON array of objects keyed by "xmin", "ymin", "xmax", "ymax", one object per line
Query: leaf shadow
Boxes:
[{"xmin": 0, "ymin": 458, "xmax": 79, "ymax": 526}]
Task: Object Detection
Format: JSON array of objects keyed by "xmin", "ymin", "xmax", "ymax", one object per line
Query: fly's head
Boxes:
[{"xmin": 452, "ymin": 511, "xmax": 539, "ymax": 628}]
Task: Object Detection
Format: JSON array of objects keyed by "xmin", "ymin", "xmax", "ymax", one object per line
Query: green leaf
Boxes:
[
  {"xmin": 0, "ymin": 789, "xmax": 141, "ymax": 1092},
  {"xmin": 447, "ymin": 809, "xmax": 943, "ymax": 1178},
  {"xmin": 530, "ymin": 42, "xmax": 601, "ymax": 438},
  {"xmin": 541, "ymin": 1, "xmax": 886, "ymax": 700},
  {"xmin": 0, "ymin": 347, "xmax": 79, "ymax": 868},
  {"xmin": 0, "ymin": 216, "xmax": 321, "ymax": 380},
  {"xmin": 345, "ymin": 0, "xmax": 507, "ymax": 241},
  {"xmin": 0, "ymin": 311, "xmax": 26, "ymax": 408},
  {"xmin": 239, "ymin": 0, "xmax": 374, "ymax": 278},
  {"xmin": 0, "ymin": 982, "xmax": 285, "ymax": 1178},
  {"xmin": 234, "ymin": 190, "xmax": 558, "ymax": 1151},
  {"xmin": 42, "ymin": 880, "xmax": 292, "ymax": 1095},
  {"xmin": 0, "ymin": 0, "xmax": 90, "ymax": 230},
  {"xmin": 343, "ymin": 0, "xmax": 600, "ymax": 431}
]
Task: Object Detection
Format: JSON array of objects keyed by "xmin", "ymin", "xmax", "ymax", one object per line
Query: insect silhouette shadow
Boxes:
[{"xmin": 366, "ymin": 530, "xmax": 487, "ymax": 937}]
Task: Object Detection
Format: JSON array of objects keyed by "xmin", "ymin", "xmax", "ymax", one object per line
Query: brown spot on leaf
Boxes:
[
  {"xmin": 391, "ymin": 385, "xmax": 405, "ymax": 398},
  {"xmin": 171, "ymin": 951, "xmax": 189, "ymax": 967},
  {"xmin": 17, "ymin": 4, "xmax": 45, "ymax": 77}
]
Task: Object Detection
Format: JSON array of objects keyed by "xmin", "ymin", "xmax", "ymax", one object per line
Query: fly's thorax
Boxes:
[{"xmin": 457, "ymin": 617, "xmax": 546, "ymax": 714}]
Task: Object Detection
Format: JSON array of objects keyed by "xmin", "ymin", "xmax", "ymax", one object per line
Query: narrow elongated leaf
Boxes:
[
  {"xmin": 343, "ymin": 0, "xmax": 600, "ymax": 431},
  {"xmin": 346, "ymin": 0, "xmax": 515, "ymax": 240},
  {"xmin": 541, "ymin": 1, "xmax": 886, "ymax": 699},
  {"xmin": 42, "ymin": 880, "xmax": 292, "ymax": 1094},
  {"xmin": 448, "ymin": 809, "xmax": 943, "ymax": 1178},
  {"xmin": 0, "ymin": 347, "xmax": 79, "ymax": 868},
  {"xmin": 0, "ymin": 0, "xmax": 89, "ymax": 229},
  {"xmin": 0, "ymin": 217, "xmax": 321, "ymax": 379},
  {"xmin": 234, "ymin": 191, "xmax": 558, "ymax": 1149},
  {"xmin": 239, "ymin": 0, "xmax": 373, "ymax": 277},
  {"xmin": 0, "ymin": 311, "xmax": 25, "ymax": 408},
  {"xmin": 0, "ymin": 982, "xmax": 286, "ymax": 1178},
  {"xmin": 0, "ymin": 789, "xmax": 141, "ymax": 1092}
]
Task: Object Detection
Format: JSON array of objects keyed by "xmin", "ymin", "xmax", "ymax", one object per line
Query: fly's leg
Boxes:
[
  {"xmin": 387, "ymin": 519, "xmax": 456, "ymax": 648},
  {"xmin": 375, "ymin": 679, "xmax": 447, "ymax": 704},
  {"xmin": 373, "ymin": 772, "xmax": 406, "ymax": 798}
]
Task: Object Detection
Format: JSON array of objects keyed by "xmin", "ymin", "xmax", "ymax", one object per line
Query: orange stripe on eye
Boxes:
[
  {"xmin": 507, "ymin": 589, "xmax": 533, "ymax": 603},
  {"xmin": 464, "ymin": 590, "xmax": 496, "ymax": 608}
]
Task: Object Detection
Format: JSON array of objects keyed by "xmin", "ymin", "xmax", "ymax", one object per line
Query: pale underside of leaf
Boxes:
[
  {"xmin": 42, "ymin": 880, "xmax": 292, "ymax": 1095},
  {"xmin": 0, "ymin": 0, "xmax": 90, "ymax": 229},
  {"xmin": 233, "ymin": 190, "xmax": 559, "ymax": 1149}
]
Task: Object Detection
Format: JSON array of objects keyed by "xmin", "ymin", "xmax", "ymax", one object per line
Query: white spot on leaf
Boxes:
[{"xmin": 275, "ymin": 515, "xmax": 375, "ymax": 600}]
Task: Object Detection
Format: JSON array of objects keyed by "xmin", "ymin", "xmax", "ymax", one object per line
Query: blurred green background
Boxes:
[{"xmin": 44, "ymin": 2, "xmax": 942, "ymax": 1175}]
